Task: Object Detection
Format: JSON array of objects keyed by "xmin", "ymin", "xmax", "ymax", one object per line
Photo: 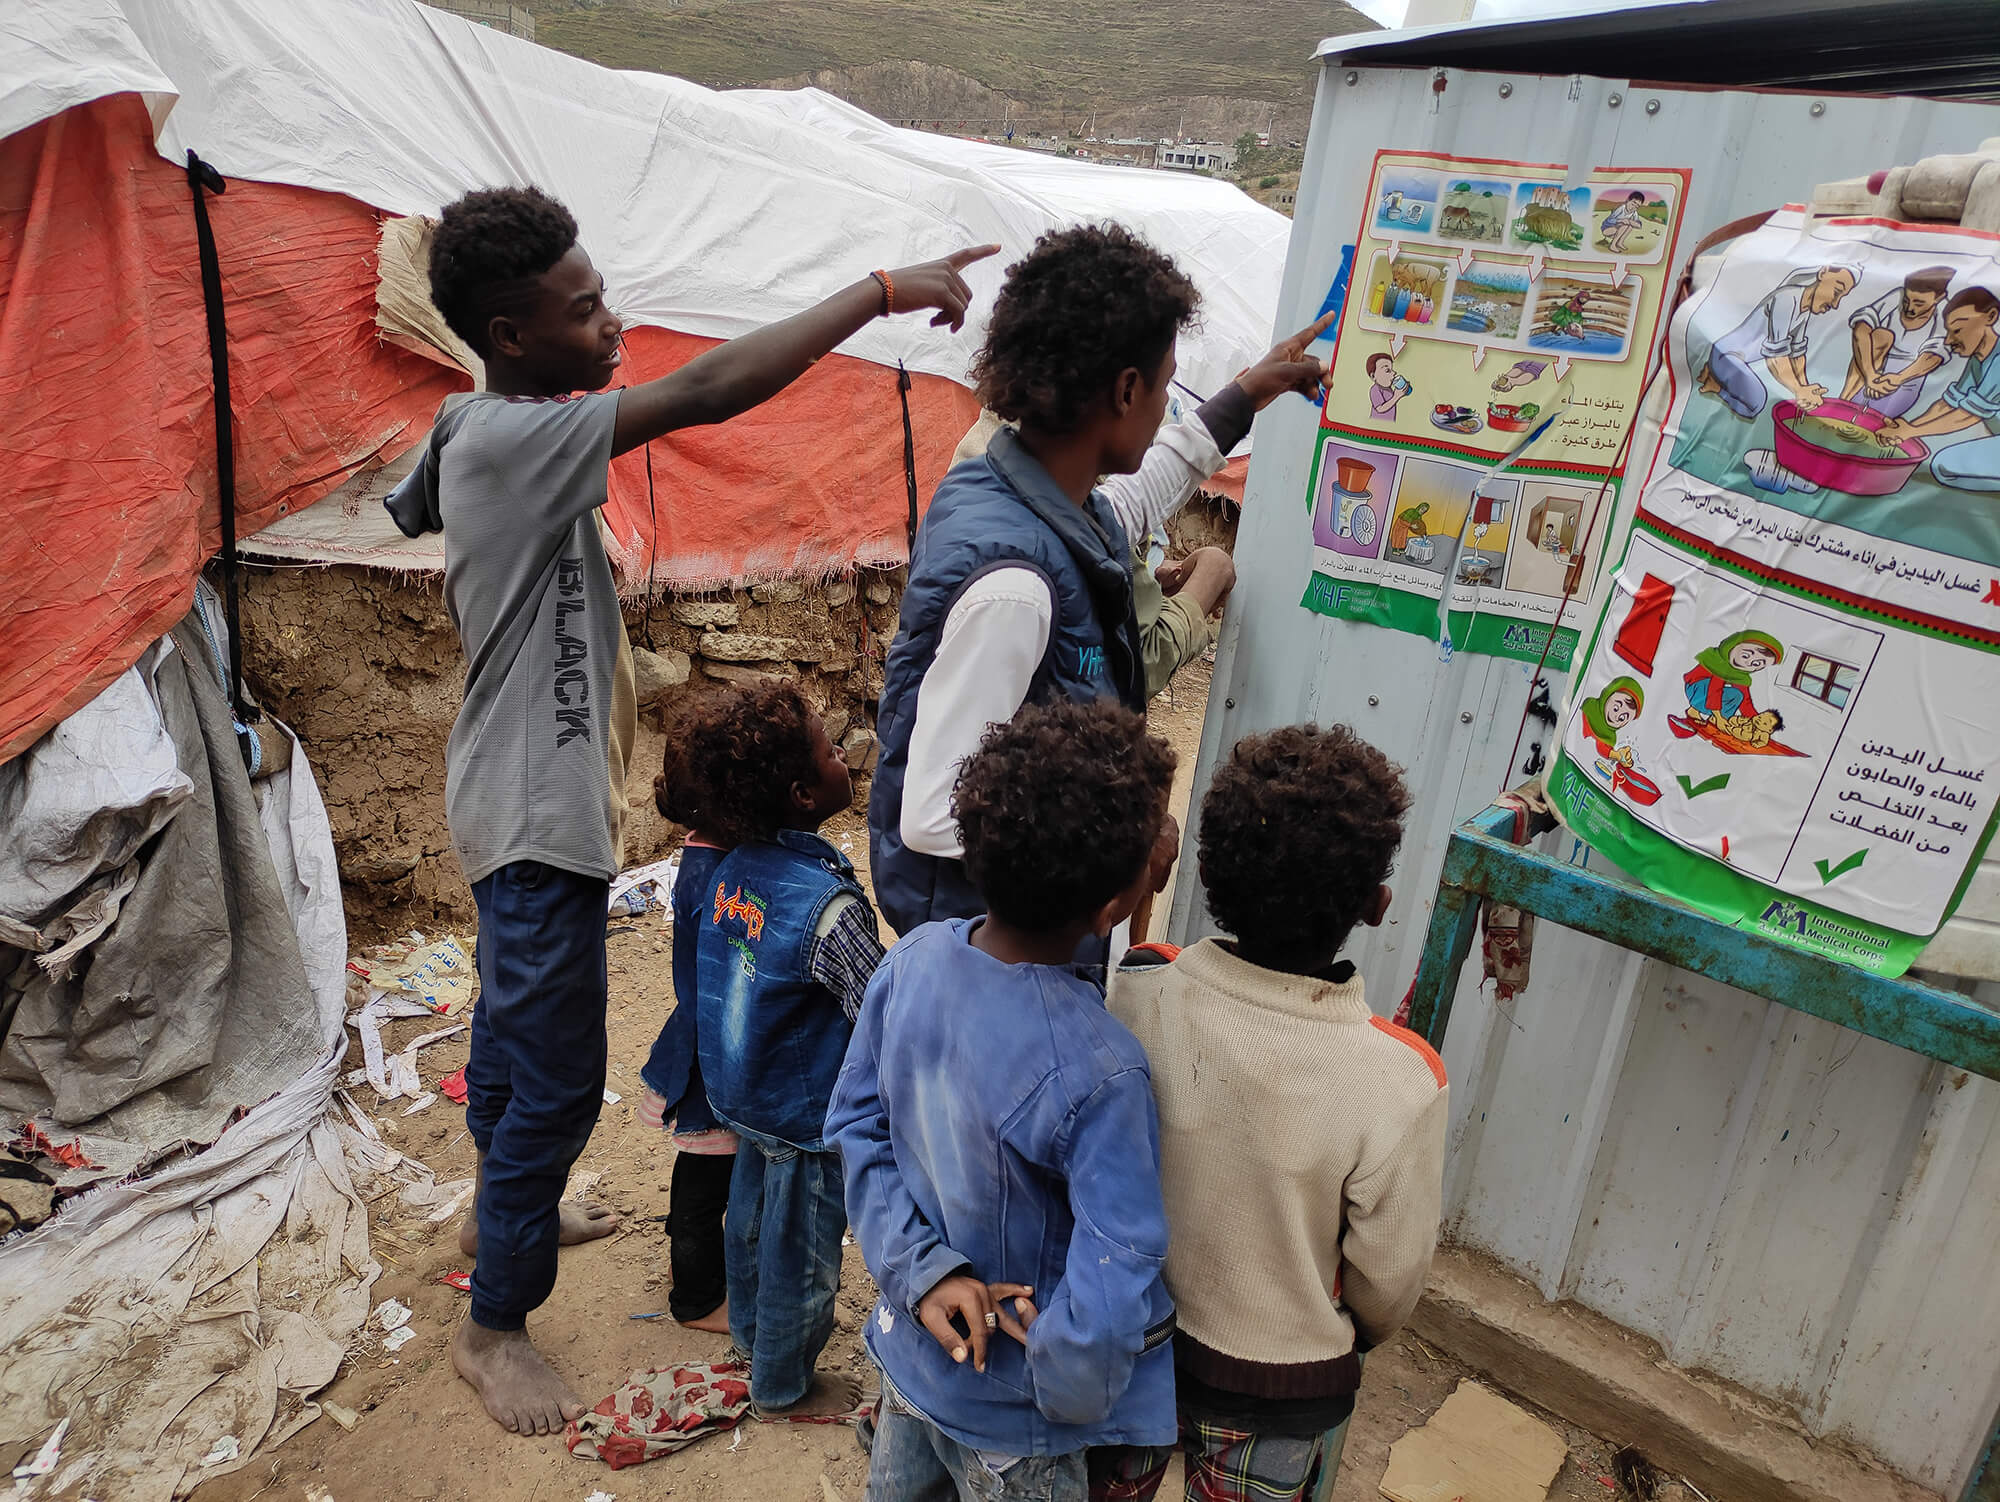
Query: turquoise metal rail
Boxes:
[{"xmin": 1407, "ymin": 800, "xmax": 2000, "ymax": 1501}]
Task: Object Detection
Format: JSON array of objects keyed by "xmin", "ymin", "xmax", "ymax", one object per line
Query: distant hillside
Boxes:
[{"xmin": 530, "ymin": 0, "xmax": 1375, "ymax": 130}]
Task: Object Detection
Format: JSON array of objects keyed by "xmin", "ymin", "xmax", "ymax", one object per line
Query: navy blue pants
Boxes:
[
  {"xmin": 466, "ymin": 861, "xmax": 609, "ymax": 1332},
  {"xmin": 726, "ymin": 1127, "xmax": 846, "ymax": 1409}
]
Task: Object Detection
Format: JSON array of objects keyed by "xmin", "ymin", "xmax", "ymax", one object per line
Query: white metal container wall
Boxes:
[{"xmin": 1170, "ymin": 62, "xmax": 2000, "ymax": 1493}]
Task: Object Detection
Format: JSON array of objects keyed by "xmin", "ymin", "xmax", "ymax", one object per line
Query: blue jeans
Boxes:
[
  {"xmin": 465, "ymin": 861, "xmax": 609, "ymax": 1331},
  {"xmin": 726, "ymin": 1127, "xmax": 846, "ymax": 1409},
  {"xmin": 866, "ymin": 1377, "xmax": 1089, "ymax": 1502}
]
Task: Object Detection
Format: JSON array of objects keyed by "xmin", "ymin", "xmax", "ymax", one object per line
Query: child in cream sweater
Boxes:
[{"xmin": 1106, "ymin": 724, "xmax": 1447, "ymax": 1501}]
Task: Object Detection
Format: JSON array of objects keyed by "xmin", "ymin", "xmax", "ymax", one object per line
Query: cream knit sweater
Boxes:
[{"xmin": 1109, "ymin": 939, "xmax": 1447, "ymax": 1391}]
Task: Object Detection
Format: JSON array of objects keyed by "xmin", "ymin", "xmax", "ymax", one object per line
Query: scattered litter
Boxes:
[
  {"xmin": 438, "ymin": 1066, "xmax": 468, "ymax": 1103},
  {"xmin": 1612, "ymin": 1448, "xmax": 1663, "ymax": 1499},
  {"xmin": 1380, "ymin": 1379, "xmax": 1566, "ymax": 1502},
  {"xmin": 402, "ymin": 1092, "xmax": 436, "ymax": 1116},
  {"xmin": 585, "ymin": 1492, "xmax": 617, "ymax": 1502},
  {"xmin": 419, "ymin": 1180, "xmax": 477, "ymax": 1226},
  {"xmin": 383, "ymin": 1325, "xmax": 417, "ymax": 1352},
  {"xmin": 322, "ymin": 1401, "xmax": 359, "ymax": 1432},
  {"xmin": 606, "ymin": 923, "xmax": 638, "ymax": 936},
  {"xmin": 305, "ymin": 1484, "xmax": 334, "ymax": 1502},
  {"xmin": 13, "ymin": 1121, "xmax": 100, "ymax": 1172},
  {"xmin": 628, "ymin": 1311, "xmax": 669, "ymax": 1321},
  {"xmin": 371, "ymin": 934, "xmax": 478, "ymax": 1015},
  {"xmin": 841, "ymin": 1231, "xmax": 853, "ymax": 1247},
  {"xmin": 566, "ymin": 1168, "xmax": 602, "ymax": 1201},
  {"xmin": 348, "ymin": 991, "xmax": 464, "ymax": 1100},
  {"xmin": 568, "ymin": 1359, "xmax": 753, "ymax": 1469},
  {"xmin": 200, "ymin": 1435, "xmax": 241, "ymax": 1468},
  {"xmin": 11, "ymin": 1417, "xmax": 68, "ymax": 1480},
  {"xmin": 602, "ymin": 1088, "xmax": 622, "ymax": 1106},
  {"xmin": 439, "ymin": 1270, "xmax": 473, "ymax": 1292},
  {"xmin": 609, "ymin": 855, "xmax": 680, "ymax": 918},
  {"xmin": 728, "ymin": 1427, "xmax": 746, "ymax": 1453},
  {"xmin": 373, "ymin": 1298, "xmax": 413, "ymax": 1332}
]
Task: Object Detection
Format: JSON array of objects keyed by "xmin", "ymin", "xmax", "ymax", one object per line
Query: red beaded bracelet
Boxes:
[{"xmin": 871, "ymin": 269, "xmax": 894, "ymax": 315}]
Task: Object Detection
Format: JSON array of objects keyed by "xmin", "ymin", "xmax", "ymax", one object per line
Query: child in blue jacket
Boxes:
[
  {"xmin": 689, "ymin": 682, "xmax": 885, "ymax": 1417},
  {"xmin": 637, "ymin": 693, "xmax": 745, "ymax": 1335},
  {"xmin": 826, "ymin": 699, "xmax": 1180, "ymax": 1498}
]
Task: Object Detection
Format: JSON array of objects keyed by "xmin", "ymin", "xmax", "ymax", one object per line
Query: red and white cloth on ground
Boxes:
[{"xmin": 568, "ymin": 1360, "xmax": 754, "ymax": 1469}]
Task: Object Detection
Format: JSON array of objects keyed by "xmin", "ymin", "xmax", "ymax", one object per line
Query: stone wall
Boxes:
[
  {"xmin": 238, "ymin": 564, "xmax": 905, "ymax": 940},
  {"xmin": 237, "ymin": 494, "xmax": 1235, "ymax": 940}
]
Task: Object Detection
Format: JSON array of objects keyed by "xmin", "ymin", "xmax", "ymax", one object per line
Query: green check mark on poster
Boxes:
[
  {"xmin": 1676, "ymin": 772, "xmax": 1731, "ymax": 799},
  {"xmin": 1816, "ymin": 849, "xmax": 1867, "ymax": 884}
]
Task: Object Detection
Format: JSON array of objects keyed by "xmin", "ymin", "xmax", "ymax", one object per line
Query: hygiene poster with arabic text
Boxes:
[
  {"xmin": 1549, "ymin": 208, "xmax": 2000, "ymax": 974},
  {"xmin": 1300, "ymin": 150, "xmax": 1690, "ymax": 667}
]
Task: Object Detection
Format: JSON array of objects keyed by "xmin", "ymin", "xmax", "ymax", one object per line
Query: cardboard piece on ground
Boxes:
[{"xmin": 1380, "ymin": 1379, "xmax": 1567, "ymax": 1502}]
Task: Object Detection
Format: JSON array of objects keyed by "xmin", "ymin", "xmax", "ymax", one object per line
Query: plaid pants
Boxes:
[{"xmin": 1087, "ymin": 1412, "xmax": 1348, "ymax": 1502}]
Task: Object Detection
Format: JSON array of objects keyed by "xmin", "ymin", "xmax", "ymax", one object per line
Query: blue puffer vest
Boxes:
[
  {"xmin": 869, "ymin": 429, "xmax": 1146, "ymax": 937},
  {"xmin": 694, "ymin": 829, "xmax": 868, "ymax": 1149}
]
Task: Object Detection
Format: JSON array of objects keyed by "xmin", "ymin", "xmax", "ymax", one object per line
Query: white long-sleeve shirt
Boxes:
[{"xmin": 900, "ymin": 412, "xmax": 1227, "ymax": 859}]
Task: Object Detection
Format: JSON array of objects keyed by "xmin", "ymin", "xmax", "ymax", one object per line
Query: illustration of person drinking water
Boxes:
[
  {"xmin": 1697, "ymin": 264, "xmax": 1861, "ymax": 419},
  {"xmin": 1368, "ymin": 351, "xmax": 1411, "ymax": 420}
]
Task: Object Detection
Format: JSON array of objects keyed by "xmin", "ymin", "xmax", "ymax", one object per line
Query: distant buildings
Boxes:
[
  {"xmin": 417, "ymin": 0, "xmax": 534, "ymax": 40},
  {"xmin": 1155, "ymin": 141, "xmax": 1237, "ymax": 173}
]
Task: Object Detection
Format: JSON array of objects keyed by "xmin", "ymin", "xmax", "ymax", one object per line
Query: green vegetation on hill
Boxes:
[{"xmin": 532, "ymin": 0, "xmax": 1374, "ymax": 111}]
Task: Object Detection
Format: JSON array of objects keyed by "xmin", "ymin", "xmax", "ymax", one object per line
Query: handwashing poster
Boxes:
[
  {"xmin": 1301, "ymin": 150, "xmax": 1691, "ymax": 667},
  {"xmin": 1549, "ymin": 208, "xmax": 2000, "ymax": 974}
]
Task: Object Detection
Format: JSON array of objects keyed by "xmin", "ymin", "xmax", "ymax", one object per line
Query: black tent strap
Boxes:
[{"xmin": 184, "ymin": 149, "xmax": 255, "ymax": 730}]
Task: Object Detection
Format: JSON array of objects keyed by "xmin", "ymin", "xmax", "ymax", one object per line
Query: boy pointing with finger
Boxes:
[{"xmin": 389, "ymin": 184, "xmax": 993, "ymax": 1436}]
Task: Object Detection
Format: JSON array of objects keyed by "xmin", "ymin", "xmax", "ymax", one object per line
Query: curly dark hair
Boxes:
[
  {"xmin": 428, "ymin": 186, "xmax": 579, "ymax": 356},
  {"xmin": 970, "ymin": 225, "xmax": 1200, "ymax": 434},
  {"xmin": 1198, "ymin": 725, "xmax": 1410, "ymax": 964},
  {"xmin": 655, "ymin": 683, "xmax": 821, "ymax": 846},
  {"xmin": 953, "ymin": 699, "xmax": 1176, "ymax": 931}
]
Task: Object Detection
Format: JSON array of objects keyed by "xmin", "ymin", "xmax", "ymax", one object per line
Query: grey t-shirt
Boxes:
[{"xmin": 389, "ymin": 390, "xmax": 624, "ymax": 884}]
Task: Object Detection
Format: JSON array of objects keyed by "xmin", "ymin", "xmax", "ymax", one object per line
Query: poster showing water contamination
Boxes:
[
  {"xmin": 1301, "ymin": 150, "xmax": 1689, "ymax": 666},
  {"xmin": 1550, "ymin": 209, "xmax": 2000, "ymax": 974}
]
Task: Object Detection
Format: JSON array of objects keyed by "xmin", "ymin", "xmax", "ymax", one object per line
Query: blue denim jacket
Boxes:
[
  {"xmin": 695, "ymin": 830, "xmax": 867, "ymax": 1150},
  {"xmin": 825, "ymin": 919, "xmax": 1176, "ymax": 1456},
  {"xmin": 639, "ymin": 841, "xmax": 727, "ymax": 1134}
]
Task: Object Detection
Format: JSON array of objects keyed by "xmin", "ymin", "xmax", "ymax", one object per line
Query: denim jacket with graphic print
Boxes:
[
  {"xmin": 825, "ymin": 918, "xmax": 1176, "ymax": 1456},
  {"xmin": 694, "ymin": 830, "xmax": 867, "ymax": 1150}
]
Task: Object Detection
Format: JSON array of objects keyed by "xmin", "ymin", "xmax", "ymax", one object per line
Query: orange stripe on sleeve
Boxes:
[{"xmin": 1369, "ymin": 1015, "xmax": 1448, "ymax": 1087}]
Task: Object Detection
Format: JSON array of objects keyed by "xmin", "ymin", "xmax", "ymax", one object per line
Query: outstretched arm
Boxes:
[{"xmin": 611, "ymin": 246, "xmax": 999, "ymax": 456}]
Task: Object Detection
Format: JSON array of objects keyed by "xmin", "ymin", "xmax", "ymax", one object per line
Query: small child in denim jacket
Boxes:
[
  {"xmin": 688, "ymin": 682, "xmax": 885, "ymax": 1416},
  {"xmin": 827, "ymin": 699, "xmax": 1180, "ymax": 1500},
  {"xmin": 637, "ymin": 693, "xmax": 747, "ymax": 1334}
]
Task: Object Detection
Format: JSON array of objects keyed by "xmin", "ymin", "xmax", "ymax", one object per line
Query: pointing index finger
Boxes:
[
  {"xmin": 1291, "ymin": 310, "xmax": 1338, "ymax": 347},
  {"xmin": 946, "ymin": 243, "xmax": 1003, "ymax": 271}
]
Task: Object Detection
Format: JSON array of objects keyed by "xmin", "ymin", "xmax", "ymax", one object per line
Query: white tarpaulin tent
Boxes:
[{"xmin": 10, "ymin": 0, "xmax": 1289, "ymax": 410}]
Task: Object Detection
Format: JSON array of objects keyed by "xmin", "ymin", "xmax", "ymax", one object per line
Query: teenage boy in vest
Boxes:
[
  {"xmin": 1105, "ymin": 725, "xmax": 1448, "ymax": 1501},
  {"xmin": 386, "ymin": 183, "xmax": 990, "ymax": 1434},
  {"xmin": 869, "ymin": 225, "xmax": 1333, "ymax": 936},
  {"xmin": 827, "ymin": 699, "xmax": 1180, "ymax": 1499},
  {"xmin": 691, "ymin": 682, "xmax": 886, "ymax": 1417}
]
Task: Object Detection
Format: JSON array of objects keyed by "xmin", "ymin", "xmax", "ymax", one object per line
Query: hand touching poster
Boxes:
[{"xmin": 1550, "ymin": 209, "xmax": 2000, "ymax": 975}]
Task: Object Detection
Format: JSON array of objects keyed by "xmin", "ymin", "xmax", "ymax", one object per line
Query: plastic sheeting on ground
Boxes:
[
  {"xmin": 0, "ymin": 592, "xmax": 346, "ymax": 1183},
  {"xmin": 0, "ymin": 584, "xmax": 433, "ymax": 1499}
]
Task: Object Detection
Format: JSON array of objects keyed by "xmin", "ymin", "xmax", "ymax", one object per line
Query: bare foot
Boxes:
[
  {"xmin": 756, "ymin": 1370, "xmax": 863, "ymax": 1420},
  {"xmin": 452, "ymin": 1320, "xmax": 587, "ymax": 1436},
  {"xmin": 458, "ymin": 1199, "xmax": 621, "ymax": 1259},
  {"xmin": 682, "ymin": 1299, "xmax": 731, "ymax": 1334}
]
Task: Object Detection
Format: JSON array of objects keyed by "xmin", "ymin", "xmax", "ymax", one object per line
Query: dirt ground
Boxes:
[{"xmin": 192, "ymin": 660, "xmax": 1631, "ymax": 1502}]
